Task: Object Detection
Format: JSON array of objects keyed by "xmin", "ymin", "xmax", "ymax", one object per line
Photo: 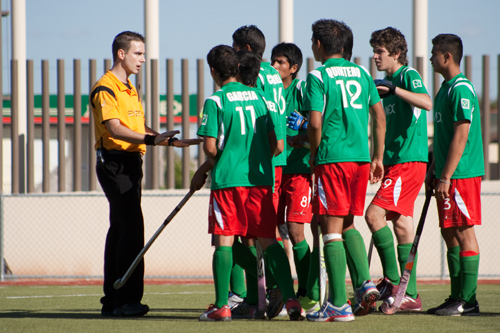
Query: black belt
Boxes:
[{"xmin": 103, "ymin": 149, "xmax": 142, "ymax": 157}]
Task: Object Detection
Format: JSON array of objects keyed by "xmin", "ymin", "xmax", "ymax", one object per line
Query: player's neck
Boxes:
[
  {"xmin": 282, "ymin": 76, "xmax": 293, "ymax": 89},
  {"xmin": 386, "ymin": 63, "xmax": 402, "ymax": 77},
  {"xmin": 321, "ymin": 54, "xmax": 342, "ymax": 63},
  {"xmin": 219, "ymin": 77, "xmax": 237, "ymax": 87},
  {"xmin": 110, "ymin": 65, "xmax": 131, "ymax": 84},
  {"xmin": 441, "ymin": 66, "xmax": 461, "ymax": 82}
]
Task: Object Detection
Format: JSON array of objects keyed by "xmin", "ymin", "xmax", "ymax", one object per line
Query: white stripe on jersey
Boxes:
[
  {"xmin": 208, "ymin": 95, "xmax": 222, "ymax": 108},
  {"xmin": 394, "ymin": 177, "xmax": 402, "ymax": 207},
  {"xmin": 310, "ymin": 70, "xmax": 323, "ymax": 83},
  {"xmin": 454, "ymin": 188, "xmax": 471, "ymax": 219},
  {"xmin": 258, "ymin": 73, "xmax": 265, "ymax": 86},
  {"xmin": 448, "ymin": 79, "xmax": 475, "ymax": 97},
  {"xmin": 318, "ymin": 177, "xmax": 328, "ymax": 210},
  {"xmin": 218, "ymin": 122, "xmax": 225, "ymax": 151},
  {"xmin": 213, "ymin": 197, "xmax": 224, "ymax": 230}
]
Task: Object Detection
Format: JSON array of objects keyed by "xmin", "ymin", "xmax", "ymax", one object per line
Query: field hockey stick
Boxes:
[
  {"xmin": 255, "ymin": 240, "xmax": 267, "ymax": 316},
  {"xmin": 382, "ymin": 190, "xmax": 432, "ymax": 314},
  {"xmin": 367, "ymin": 237, "xmax": 374, "ymax": 267},
  {"xmin": 114, "ymin": 191, "xmax": 194, "ymax": 290}
]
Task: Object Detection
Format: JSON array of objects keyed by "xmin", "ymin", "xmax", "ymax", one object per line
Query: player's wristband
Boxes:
[
  {"xmin": 168, "ymin": 137, "xmax": 179, "ymax": 146},
  {"xmin": 300, "ymin": 121, "xmax": 308, "ymax": 131},
  {"xmin": 439, "ymin": 179, "xmax": 452, "ymax": 185},
  {"xmin": 144, "ymin": 134, "xmax": 157, "ymax": 146}
]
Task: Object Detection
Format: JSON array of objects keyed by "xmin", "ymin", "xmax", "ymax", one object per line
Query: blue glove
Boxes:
[
  {"xmin": 374, "ymin": 79, "xmax": 396, "ymax": 98},
  {"xmin": 287, "ymin": 111, "xmax": 308, "ymax": 131}
]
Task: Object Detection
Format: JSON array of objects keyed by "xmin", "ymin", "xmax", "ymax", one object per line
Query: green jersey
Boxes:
[
  {"xmin": 383, "ymin": 66, "xmax": 429, "ymax": 165},
  {"xmin": 303, "ymin": 58, "xmax": 380, "ymax": 164},
  {"xmin": 433, "ymin": 73, "xmax": 484, "ymax": 179},
  {"xmin": 283, "ymin": 79, "xmax": 310, "ymax": 174},
  {"xmin": 257, "ymin": 62, "xmax": 287, "ymax": 167},
  {"xmin": 197, "ymin": 82, "xmax": 276, "ymax": 190}
]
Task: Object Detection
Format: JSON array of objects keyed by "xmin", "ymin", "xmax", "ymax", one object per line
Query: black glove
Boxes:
[{"xmin": 374, "ymin": 79, "xmax": 396, "ymax": 98}]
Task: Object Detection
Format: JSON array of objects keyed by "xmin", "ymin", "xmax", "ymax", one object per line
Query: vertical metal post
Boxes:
[
  {"xmin": 26, "ymin": 60, "xmax": 35, "ymax": 193},
  {"xmin": 369, "ymin": 57, "xmax": 377, "ymax": 78},
  {"xmin": 73, "ymin": 59, "xmax": 82, "ymax": 191},
  {"xmin": 181, "ymin": 59, "xmax": 191, "ymax": 189},
  {"xmin": 497, "ymin": 55, "xmax": 500, "ymax": 179},
  {"xmin": 0, "ymin": 194, "xmax": 4, "ymax": 281},
  {"xmin": 88, "ymin": 59, "xmax": 97, "ymax": 191},
  {"xmin": 11, "ymin": 60, "xmax": 19, "ymax": 194},
  {"xmin": 197, "ymin": 59, "xmax": 205, "ymax": 168},
  {"xmin": 307, "ymin": 57, "xmax": 315, "ymax": 74},
  {"xmin": 166, "ymin": 59, "xmax": 175, "ymax": 189},
  {"xmin": 353, "ymin": 57, "xmax": 361, "ymax": 66},
  {"xmin": 42, "ymin": 60, "xmax": 50, "ymax": 193},
  {"xmin": 150, "ymin": 59, "xmax": 159, "ymax": 189},
  {"xmin": 57, "ymin": 59, "xmax": 66, "ymax": 192},
  {"xmin": 482, "ymin": 55, "xmax": 490, "ymax": 180},
  {"xmin": 464, "ymin": 55, "xmax": 472, "ymax": 81},
  {"xmin": 416, "ymin": 57, "xmax": 424, "ymax": 78},
  {"xmin": 440, "ymin": 239, "xmax": 446, "ymax": 280}
]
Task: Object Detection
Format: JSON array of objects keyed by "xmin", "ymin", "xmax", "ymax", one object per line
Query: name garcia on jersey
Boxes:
[{"xmin": 226, "ymin": 90, "xmax": 259, "ymax": 102}]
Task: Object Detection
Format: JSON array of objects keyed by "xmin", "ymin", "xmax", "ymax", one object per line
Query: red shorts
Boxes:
[
  {"xmin": 273, "ymin": 166, "xmax": 283, "ymax": 217},
  {"xmin": 437, "ymin": 177, "xmax": 482, "ymax": 228},
  {"xmin": 312, "ymin": 162, "xmax": 370, "ymax": 216},
  {"xmin": 209, "ymin": 186, "xmax": 277, "ymax": 238},
  {"xmin": 277, "ymin": 173, "xmax": 313, "ymax": 224},
  {"xmin": 371, "ymin": 162, "xmax": 426, "ymax": 220}
]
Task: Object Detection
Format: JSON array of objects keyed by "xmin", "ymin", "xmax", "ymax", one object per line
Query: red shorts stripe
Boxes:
[
  {"xmin": 437, "ymin": 177, "xmax": 482, "ymax": 228},
  {"xmin": 312, "ymin": 162, "xmax": 370, "ymax": 216},
  {"xmin": 370, "ymin": 162, "xmax": 426, "ymax": 219}
]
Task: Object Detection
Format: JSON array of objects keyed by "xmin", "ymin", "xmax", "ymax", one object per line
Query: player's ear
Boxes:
[
  {"xmin": 117, "ymin": 49, "xmax": 126, "ymax": 60},
  {"xmin": 290, "ymin": 63, "xmax": 299, "ymax": 75},
  {"xmin": 244, "ymin": 44, "xmax": 252, "ymax": 52}
]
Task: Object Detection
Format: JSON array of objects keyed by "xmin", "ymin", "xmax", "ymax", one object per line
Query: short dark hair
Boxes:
[
  {"xmin": 232, "ymin": 25, "xmax": 266, "ymax": 59},
  {"xmin": 271, "ymin": 43, "xmax": 303, "ymax": 79},
  {"xmin": 370, "ymin": 27, "xmax": 409, "ymax": 66},
  {"xmin": 340, "ymin": 22, "xmax": 353, "ymax": 61},
  {"xmin": 112, "ymin": 31, "xmax": 145, "ymax": 62},
  {"xmin": 311, "ymin": 19, "xmax": 347, "ymax": 56},
  {"xmin": 237, "ymin": 50, "xmax": 261, "ymax": 87},
  {"xmin": 207, "ymin": 45, "xmax": 239, "ymax": 82},
  {"xmin": 432, "ymin": 34, "xmax": 463, "ymax": 65}
]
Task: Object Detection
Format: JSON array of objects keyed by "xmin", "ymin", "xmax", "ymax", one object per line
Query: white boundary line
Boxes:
[{"xmin": 7, "ymin": 291, "xmax": 211, "ymax": 299}]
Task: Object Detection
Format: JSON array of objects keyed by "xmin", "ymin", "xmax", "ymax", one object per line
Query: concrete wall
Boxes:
[{"xmin": 1, "ymin": 182, "xmax": 499, "ymax": 279}]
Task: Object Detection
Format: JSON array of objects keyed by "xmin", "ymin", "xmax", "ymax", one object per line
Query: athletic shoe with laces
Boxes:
[
  {"xmin": 276, "ymin": 304, "xmax": 288, "ymax": 317},
  {"xmin": 230, "ymin": 300, "xmax": 265, "ymax": 319},
  {"xmin": 426, "ymin": 297, "xmax": 457, "ymax": 314},
  {"xmin": 266, "ymin": 287, "xmax": 284, "ymax": 319},
  {"xmin": 379, "ymin": 294, "xmax": 422, "ymax": 314},
  {"xmin": 376, "ymin": 277, "xmax": 399, "ymax": 301},
  {"xmin": 352, "ymin": 280, "xmax": 380, "ymax": 316},
  {"xmin": 227, "ymin": 292, "xmax": 244, "ymax": 310},
  {"xmin": 112, "ymin": 302, "xmax": 149, "ymax": 317},
  {"xmin": 199, "ymin": 304, "xmax": 232, "ymax": 321},
  {"xmin": 435, "ymin": 299, "xmax": 480, "ymax": 316},
  {"xmin": 299, "ymin": 296, "xmax": 321, "ymax": 314},
  {"xmin": 306, "ymin": 300, "xmax": 355, "ymax": 322},
  {"xmin": 285, "ymin": 298, "xmax": 305, "ymax": 321}
]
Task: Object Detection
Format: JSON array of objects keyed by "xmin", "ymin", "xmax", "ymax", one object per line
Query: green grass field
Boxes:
[{"xmin": 1, "ymin": 283, "xmax": 499, "ymax": 332}]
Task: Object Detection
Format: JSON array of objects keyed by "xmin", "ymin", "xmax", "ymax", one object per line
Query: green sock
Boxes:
[
  {"xmin": 213, "ymin": 246, "xmax": 232, "ymax": 308},
  {"xmin": 230, "ymin": 264, "xmax": 247, "ymax": 298},
  {"xmin": 343, "ymin": 229, "xmax": 371, "ymax": 289},
  {"xmin": 245, "ymin": 246, "xmax": 259, "ymax": 305},
  {"xmin": 324, "ymin": 241, "xmax": 347, "ymax": 307},
  {"xmin": 232, "ymin": 241, "xmax": 257, "ymax": 278},
  {"xmin": 447, "ymin": 246, "xmax": 461, "ymax": 300},
  {"xmin": 460, "ymin": 253, "xmax": 479, "ymax": 304},
  {"xmin": 373, "ymin": 226, "xmax": 400, "ymax": 285},
  {"xmin": 292, "ymin": 239, "xmax": 311, "ymax": 293},
  {"xmin": 264, "ymin": 252, "xmax": 279, "ymax": 289},
  {"xmin": 306, "ymin": 247, "xmax": 320, "ymax": 301},
  {"xmin": 265, "ymin": 243, "xmax": 296, "ymax": 300},
  {"xmin": 344, "ymin": 241, "xmax": 358, "ymax": 291},
  {"xmin": 397, "ymin": 243, "xmax": 418, "ymax": 298}
]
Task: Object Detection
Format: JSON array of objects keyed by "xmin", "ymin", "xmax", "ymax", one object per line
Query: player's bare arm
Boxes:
[
  {"xmin": 268, "ymin": 131, "xmax": 279, "ymax": 157},
  {"xmin": 435, "ymin": 120, "xmax": 470, "ymax": 201},
  {"xmin": 286, "ymin": 134, "xmax": 308, "ymax": 148},
  {"xmin": 190, "ymin": 159, "xmax": 215, "ymax": 192},
  {"xmin": 306, "ymin": 110, "xmax": 322, "ymax": 171},
  {"xmin": 393, "ymin": 88, "xmax": 432, "ymax": 111},
  {"xmin": 275, "ymin": 138, "xmax": 284, "ymax": 157},
  {"xmin": 369, "ymin": 101, "xmax": 386, "ymax": 183},
  {"xmin": 105, "ymin": 118, "xmax": 180, "ymax": 145}
]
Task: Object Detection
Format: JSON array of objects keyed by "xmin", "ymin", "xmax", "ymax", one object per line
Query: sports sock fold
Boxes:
[
  {"xmin": 213, "ymin": 246, "xmax": 232, "ymax": 308},
  {"xmin": 373, "ymin": 225, "xmax": 400, "ymax": 285},
  {"xmin": 292, "ymin": 239, "xmax": 311, "ymax": 293}
]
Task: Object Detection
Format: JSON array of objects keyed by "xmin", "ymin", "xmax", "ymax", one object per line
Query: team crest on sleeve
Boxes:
[
  {"xmin": 461, "ymin": 98, "xmax": 470, "ymax": 109},
  {"xmin": 202, "ymin": 113, "xmax": 208, "ymax": 125},
  {"xmin": 412, "ymin": 80, "xmax": 422, "ymax": 88}
]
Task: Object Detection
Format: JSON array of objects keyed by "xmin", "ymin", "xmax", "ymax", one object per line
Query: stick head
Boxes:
[
  {"xmin": 113, "ymin": 279, "xmax": 125, "ymax": 290},
  {"xmin": 379, "ymin": 297, "xmax": 399, "ymax": 315}
]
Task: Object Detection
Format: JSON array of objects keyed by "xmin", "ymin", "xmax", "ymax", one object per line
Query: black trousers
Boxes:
[{"xmin": 97, "ymin": 151, "xmax": 144, "ymax": 308}]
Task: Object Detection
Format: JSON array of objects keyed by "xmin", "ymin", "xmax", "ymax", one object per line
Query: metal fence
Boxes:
[
  {"xmin": 1, "ymin": 186, "xmax": 499, "ymax": 281},
  {"xmin": 1, "ymin": 55, "xmax": 500, "ymax": 195}
]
